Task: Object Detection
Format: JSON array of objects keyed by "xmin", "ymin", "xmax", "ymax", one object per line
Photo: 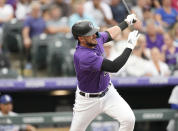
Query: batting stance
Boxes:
[{"xmin": 70, "ymin": 14, "xmax": 140, "ymax": 131}]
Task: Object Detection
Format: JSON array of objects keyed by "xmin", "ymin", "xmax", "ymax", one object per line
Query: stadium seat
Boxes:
[
  {"xmin": 0, "ymin": 68, "xmax": 18, "ymax": 79},
  {"xmin": 47, "ymin": 34, "xmax": 76, "ymax": 76},
  {"xmin": 2, "ymin": 19, "xmax": 23, "ymax": 53},
  {"xmin": 31, "ymin": 33, "xmax": 54, "ymax": 76},
  {"xmin": 2, "ymin": 19, "xmax": 24, "ymax": 76}
]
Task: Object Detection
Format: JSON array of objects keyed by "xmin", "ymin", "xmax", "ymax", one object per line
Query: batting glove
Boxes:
[
  {"xmin": 126, "ymin": 30, "xmax": 140, "ymax": 50},
  {"xmin": 125, "ymin": 14, "xmax": 137, "ymax": 25}
]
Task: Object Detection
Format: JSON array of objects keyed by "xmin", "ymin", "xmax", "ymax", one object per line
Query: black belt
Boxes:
[{"xmin": 79, "ymin": 83, "xmax": 111, "ymax": 98}]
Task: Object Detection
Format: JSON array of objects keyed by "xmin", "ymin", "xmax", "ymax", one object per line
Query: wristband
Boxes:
[{"xmin": 118, "ymin": 21, "xmax": 128, "ymax": 31}]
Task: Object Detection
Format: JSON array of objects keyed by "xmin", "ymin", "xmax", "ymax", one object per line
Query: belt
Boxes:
[{"xmin": 79, "ymin": 83, "xmax": 111, "ymax": 98}]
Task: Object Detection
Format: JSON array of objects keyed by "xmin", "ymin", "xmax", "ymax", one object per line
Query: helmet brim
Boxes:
[{"xmin": 83, "ymin": 27, "xmax": 99, "ymax": 36}]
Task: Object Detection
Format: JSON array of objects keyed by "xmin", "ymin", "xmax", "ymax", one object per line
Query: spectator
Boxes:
[
  {"xmin": 135, "ymin": 34, "xmax": 150, "ymax": 60},
  {"xmin": 170, "ymin": 22, "xmax": 178, "ymax": 47},
  {"xmin": 84, "ymin": 0, "xmax": 117, "ymax": 27},
  {"xmin": 108, "ymin": 28, "xmax": 130, "ymax": 76},
  {"xmin": 145, "ymin": 19, "xmax": 165, "ymax": 51},
  {"xmin": 102, "ymin": 0, "xmax": 112, "ymax": 4},
  {"xmin": 0, "ymin": 0, "xmax": 14, "ymax": 46},
  {"xmin": 39, "ymin": 0, "xmax": 52, "ymax": 15},
  {"xmin": 15, "ymin": 0, "xmax": 31, "ymax": 20},
  {"xmin": 0, "ymin": 94, "xmax": 36, "ymax": 131},
  {"xmin": 52, "ymin": 0, "xmax": 72, "ymax": 17},
  {"xmin": 40, "ymin": 0, "xmax": 52, "ymax": 8},
  {"xmin": 110, "ymin": 34, "xmax": 150, "ymax": 77},
  {"xmin": 167, "ymin": 85, "xmax": 178, "ymax": 131},
  {"xmin": 146, "ymin": 0, "xmax": 161, "ymax": 10},
  {"xmin": 142, "ymin": 6, "xmax": 153, "ymax": 33},
  {"xmin": 110, "ymin": 0, "xmax": 128, "ymax": 23},
  {"xmin": 132, "ymin": 0, "xmax": 147, "ymax": 21},
  {"xmin": 46, "ymin": 5, "xmax": 70, "ymax": 34},
  {"xmin": 69, "ymin": 1, "xmax": 96, "ymax": 27},
  {"xmin": 124, "ymin": 35, "xmax": 150, "ymax": 77},
  {"xmin": 113, "ymin": 28, "xmax": 130, "ymax": 56},
  {"xmin": 155, "ymin": 0, "xmax": 178, "ymax": 30},
  {"xmin": 162, "ymin": 33, "xmax": 178, "ymax": 73},
  {"xmin": 6, "ymin": 0, "xmax": 16, "ymax": 9},
  {"xmin": 142, "ymin": 6, "xmax": 164, "ymax": 34},
  {"xmin": 22, "ymin": 1, "xmax": 46, "ymax": 61},
  {"xmin": 145, "ymin": 47, "xmax": 170, "ymax": 76},
  {"xmin": 39, "ymin": 0, "xmax": 52, "ymax": 22},
  {"xmin": 171, "ymin": 0, "xmax": 178, "ymax": 11}
]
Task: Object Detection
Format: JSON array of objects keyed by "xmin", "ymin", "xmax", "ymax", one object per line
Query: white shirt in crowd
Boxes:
[
  {"xmin": 0, "ymin": 4, "xmax": 13, "ymax": 22},
  {"xmin": 108, "ymin": 41, "xmax": 151, "ymax": 77},
  {"xmin": 132, "ymin": 6, "xmax": 143, "ymax": 21},
  {"xmin": 84, "ymin": 1, "xmax": 113, "ymax": 26},
  {"xmin": 145, "ymin": 61, "xmax": 170, "ymax": 76},
  {"xmin": 15, "ymin": 2, "xmax": 31, "ymax": 20},
  {"xmin": 125, "ymin": 55, "xmax": 150, "ymax": 77}
]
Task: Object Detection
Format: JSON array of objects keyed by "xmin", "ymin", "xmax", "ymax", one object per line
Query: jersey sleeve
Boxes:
[
  {"xmin": 79, "ymin": 52, "xmax": 103, "ymax": 72},
  {"xmin": 99, "ymin": 31, "xmax": 112, "ymax": 44}
]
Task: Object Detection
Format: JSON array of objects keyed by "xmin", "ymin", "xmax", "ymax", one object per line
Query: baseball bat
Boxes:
[{"xmin": 122, "ymin": 0, "xmax": 136, "ymax": 23}]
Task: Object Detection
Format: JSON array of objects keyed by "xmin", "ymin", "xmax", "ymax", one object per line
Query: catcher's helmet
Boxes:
[{"xmin": 72, "ymin": 20, "xmax": 99, "ymax": 39}]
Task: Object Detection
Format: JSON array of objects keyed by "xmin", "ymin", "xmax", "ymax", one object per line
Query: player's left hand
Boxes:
[
  {"xmin": 125, "ymin": 14, "xmax": 137, "ymax": 25},
  {"xmin": 126, "ymin": 30, "xmax": 140, "ymax": 49}
]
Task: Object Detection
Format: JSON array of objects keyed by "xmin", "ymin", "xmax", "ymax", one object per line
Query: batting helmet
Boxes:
[{"xmin": 72, "ymin": 20, "xmax": 99, "ymax": 39}]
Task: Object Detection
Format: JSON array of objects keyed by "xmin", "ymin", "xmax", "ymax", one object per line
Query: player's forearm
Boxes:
[
  {"xmin": 101, "ymin": 48, "xmax": 132, "ymax": 72},
  {"xmin": 106, "ymin": 26, "xmax": 121, "ymax": 40},
  {"xmin": 107, "ymin": 21, "xmax": 129, "ymax": 40}
]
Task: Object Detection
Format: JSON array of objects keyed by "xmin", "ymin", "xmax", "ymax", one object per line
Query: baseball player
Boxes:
[
  {"xmin": 70, "ymin": 14, "xmax": 139, "ymax": 131},
  {"xmin": 0, "ymin": 94, "xmax": 36, "ymax": 131}
]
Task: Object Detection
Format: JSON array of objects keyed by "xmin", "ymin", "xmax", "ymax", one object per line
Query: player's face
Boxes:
[
  {"xmin": 0, "ymin": 103, "xmax": 13, "ymax": 114},
  {"xmin": 84, "ymin": 34, "xmax": 98, "ymax": 45}
]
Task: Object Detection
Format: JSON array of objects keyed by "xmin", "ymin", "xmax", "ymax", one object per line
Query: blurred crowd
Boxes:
[{"xmin": 0, "ymin": 0, "xmax": 177, "ymax": 77}]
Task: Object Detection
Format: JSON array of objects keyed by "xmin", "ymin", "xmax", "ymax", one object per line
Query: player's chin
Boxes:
[{"xmin": 92, "ymin": 40, "xmax": 97, "ymax": 45}]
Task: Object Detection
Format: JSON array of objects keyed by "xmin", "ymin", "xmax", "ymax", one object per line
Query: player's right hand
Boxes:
[
  {"xmin": 126, "ymin": 30, "xmax": 140, "ymax": 50},
  {"xmin": 125, "ymin": 14, "xmax": 137, "ymax": 25}
]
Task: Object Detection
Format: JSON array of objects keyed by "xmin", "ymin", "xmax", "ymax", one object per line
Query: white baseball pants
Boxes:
[{"xmin": 70, "ymin": 83, "xmax": 135, "ymax": 131}]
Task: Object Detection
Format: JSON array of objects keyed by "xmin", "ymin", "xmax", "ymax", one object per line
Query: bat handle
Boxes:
[
  {"xmin": 133, "ymin": 19, "xmax": 137, "ymax": 23},
  {"xmin": 130, "ymin": 20, "xmax": 137, "ymax": 31}
]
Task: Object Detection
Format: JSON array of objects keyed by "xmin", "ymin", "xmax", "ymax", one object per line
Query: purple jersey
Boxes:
[
  {"xmin": 165, "ymin": 47, "xmax": 178, "ymax": 65},
  {"xmin": 146, "ymin": 33, "xmax": 164, "ymax": 50},
  {"xmin": 74, "ymin": 32, "xmax": 110, "ymax": 93}
]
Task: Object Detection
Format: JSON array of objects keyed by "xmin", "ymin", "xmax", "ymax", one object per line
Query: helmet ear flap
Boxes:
[
  {"xmin": 96, "ymin": 32, "xmax": 100, "ymax": 38},
  {"xmin": 74, "ymin": 35, "xmax": 78, "ymax": 40}
]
